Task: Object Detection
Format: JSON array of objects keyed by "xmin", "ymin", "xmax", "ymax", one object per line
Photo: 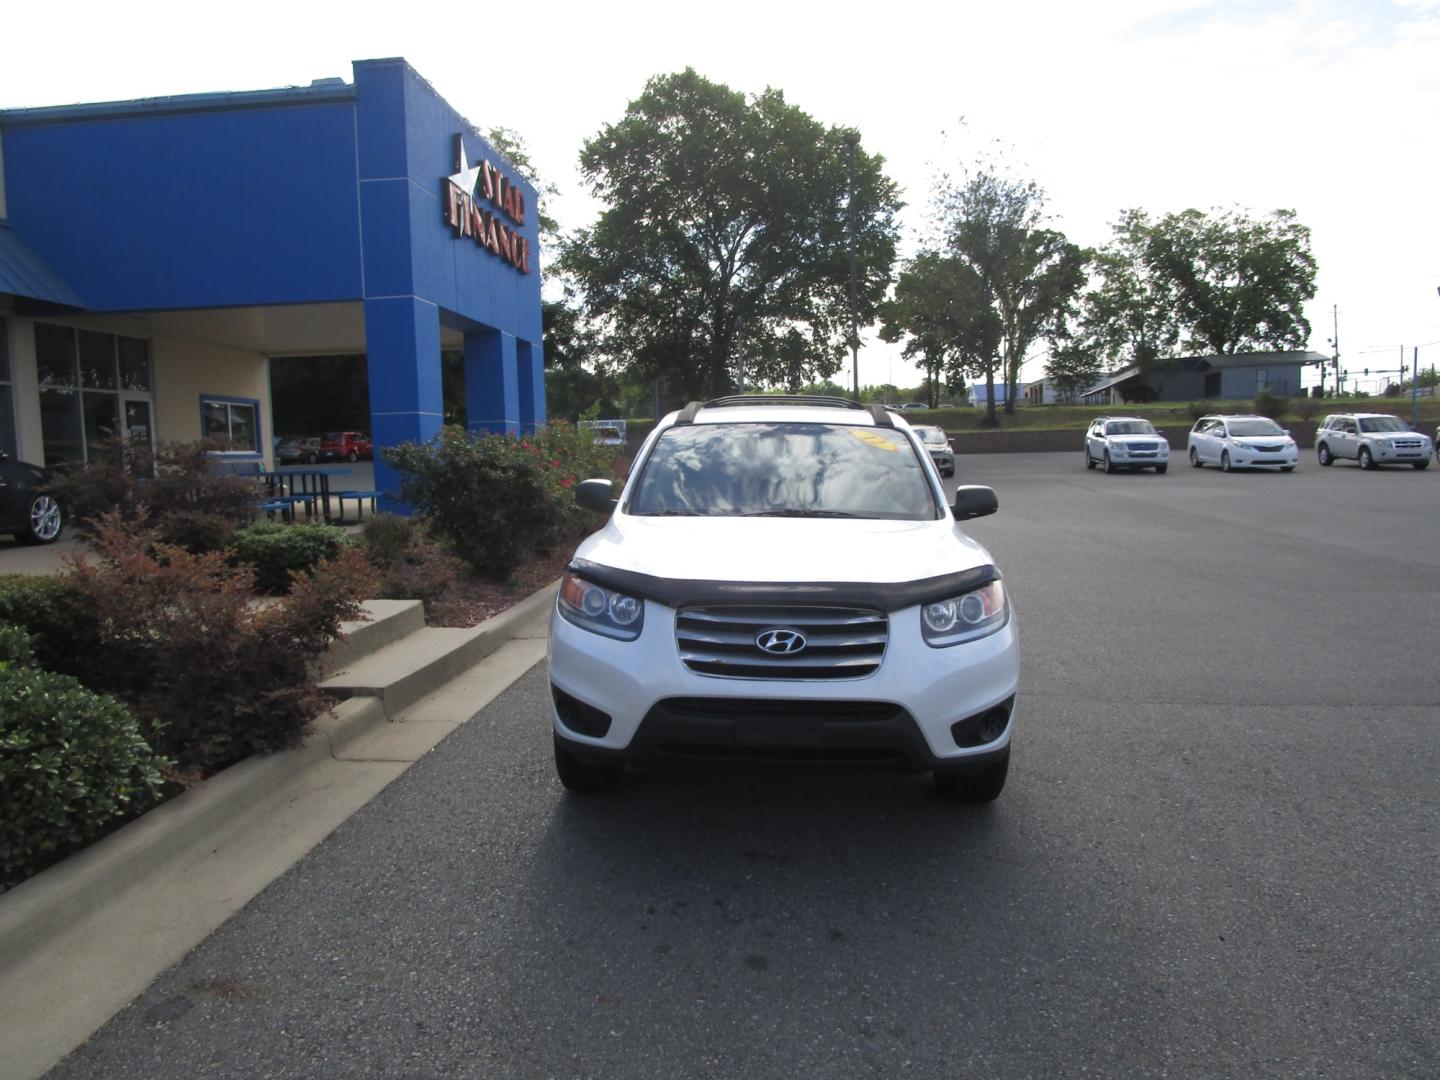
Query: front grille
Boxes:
[
  {"xmin": 675, "ymin": 605, "xmax": 888, "ymax": 680},
  {"xmin": 1391, "ymin": 439, "xmax": 1424, "ymax": 449},
  {"xmin": 1127, "ymin": 442, "xmax": 1162, "ymax": 452},
  {"xmin": 1252, "ymin": 444, "xmax": 1285, "ymax": 453}
]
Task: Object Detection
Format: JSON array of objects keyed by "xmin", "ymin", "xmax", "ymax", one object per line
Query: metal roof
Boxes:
[{"xmin": 0, "ymin": 224, "xmax": 84, "ymax": 307}]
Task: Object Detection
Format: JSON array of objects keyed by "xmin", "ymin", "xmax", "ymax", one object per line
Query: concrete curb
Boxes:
[{"xmin": 0, "ymin": 580, "xmax": 558, "ymax": 973}]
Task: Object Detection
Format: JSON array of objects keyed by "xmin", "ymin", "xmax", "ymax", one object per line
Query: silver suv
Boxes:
[
  {"xmin": 1084, "ymin": 416, "xmax": 1170, "ymax": 473},
  {"xmin": 1314, "ymin": 413, "xmax": 1432, "ymax": 470}
]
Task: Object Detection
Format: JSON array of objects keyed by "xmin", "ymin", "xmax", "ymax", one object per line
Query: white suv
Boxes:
[
  {"xmin": 1314, "ymin": 413, "xmax": 1432, "ymax": 470},
  {"xmin": 1084, "ymin": 416, "xmax": 1170, "ymax": 473},
  {"xmin": 1187, "ymin": 414, "xmax": 1299, "ymax": 472},
  {"xmin": 548, "ymin": 396, "xmax": 1020, "ymax": 804}
]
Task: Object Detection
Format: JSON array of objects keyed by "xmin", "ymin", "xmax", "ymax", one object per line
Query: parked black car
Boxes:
[{"xmin": 0, "ymin": 452, "xmax": 64, "ymax": 544}]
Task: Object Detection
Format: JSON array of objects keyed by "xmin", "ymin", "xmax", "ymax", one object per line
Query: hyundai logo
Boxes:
[{"xmin": 756, "ymin": 628, "xmax": 807, "ymax": 655}]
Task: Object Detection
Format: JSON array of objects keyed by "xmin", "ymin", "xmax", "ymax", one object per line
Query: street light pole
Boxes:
[{"xmin": 845, "ymin": 132, "xmax": 860, "ymax": 399}]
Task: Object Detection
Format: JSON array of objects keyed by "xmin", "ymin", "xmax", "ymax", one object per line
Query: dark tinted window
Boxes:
[{"xmin": 629, "ymin": 422, "xmax": 940, "ymax": 520}]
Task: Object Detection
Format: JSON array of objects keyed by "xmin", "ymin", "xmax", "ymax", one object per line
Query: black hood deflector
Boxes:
[{"xmin": 566, "ymin": 558, "xmax": 1000, "ymax": 612}]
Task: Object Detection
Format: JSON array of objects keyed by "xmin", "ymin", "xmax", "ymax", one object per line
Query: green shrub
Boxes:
[
  {"xmin": 1, "ymin": 663, "xmax": 169, "ymax": 888},
  {"xmin": 44, "ymin": 438, "xmax": 262, "ymax": 553},
  {"xmin": 62, "ymin": 516, "xmax": 374, "ymax": 777},
  {"xmin": 0, "ymin": 622, "xmax": 35, "ymax": 667},
  {"xmin": 0, "ymin": 575, "xmax": 99, "ymax": 679},
  {"xmin": 226, "ymin": 521, "xmax": 349, "ymax": 595},
  {"xmin": 383, "ymin": 423, "xmax": 615, "ymax": 580},
  {"xmin": 1252, "ymin": 388, "xmax": 1287, "ymax": 421},
  {"xmin": 361, "ymin": 513, "xmax": 419, "ymax": 570}
]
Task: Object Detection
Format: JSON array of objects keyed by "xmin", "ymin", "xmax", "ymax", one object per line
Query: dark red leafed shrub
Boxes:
[{"xmin": 62, "ymin": 514, "xmax": 374, "ymax": 777}]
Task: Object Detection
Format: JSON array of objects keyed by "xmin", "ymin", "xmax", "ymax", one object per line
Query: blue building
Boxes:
[{"xmin": 0, "ymin": 58, "xmax": 544, "ymax": 501}]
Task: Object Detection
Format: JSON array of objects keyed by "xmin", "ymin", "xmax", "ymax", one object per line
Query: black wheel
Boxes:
[
  {"xmin": 1189, "ymin": 447, "xmax": 1202, "ymax": 468},
  {"xmin": 1103, "ymin": 451, "xmax": 1116, "ymax": 474},
  {"xmin": 1155, "ymin": 463, "xmax": 1168, "ymax": 475},
  {"xmin": 944, "ymin": 467, "xmax": 954, "ymax": 478},
  {"xmin": 1221, "ymin": 450, "xmax": 1232, "ymax": 472},
  {"xmin": 21, "ymin": 493, "xmax": 63, "ymax": 545},
  {"xmin": 1413, "ymin": 460, "xmax": 1429, "ymax": 470},
  {"xmin": 1281, "ymin": 466, "xmax": 1295, "ymax": 473},
  {"xmin": 307, "ymin": 452, "xmax": 319, "ymax": 464},
  {"xmin": 554, "ymin": 739, "xmax": 624, "ymax": 793},
  {"xmin": 347, "ymin": 450, "xmax": 359, "ymax": 463},
  {"xmin": 1317, "ymin": 443, "xmax": 1333, "ymax": 466},
  {"xmin": 1358, "ymin": 447, "xmax": 1374, "ymax": 470},
  {"xmin": 935, "ymin": 750, "xmax": 1010, "ymax": 804},
  {"xmin": 1084, "ymin": 447, "xmax": 1097, "ymax": 470}
]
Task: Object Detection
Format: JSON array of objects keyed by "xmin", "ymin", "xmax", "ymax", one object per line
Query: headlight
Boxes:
[
  {"xmin": 921, "ymin": 580, "xmax": 1008, "ymax": 648},
  {"xmin": 558, "ymin": 571, "xmax": 644, "ymax": 641},
  {"xmin": 1108, "ymin": 442, "xmax": 1126, "ymax": 454}
]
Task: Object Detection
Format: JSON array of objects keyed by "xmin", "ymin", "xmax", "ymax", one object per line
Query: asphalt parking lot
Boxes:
[{"xmin": 48, "ymin": 452, "xmax": 1439, "ymax": 1079}]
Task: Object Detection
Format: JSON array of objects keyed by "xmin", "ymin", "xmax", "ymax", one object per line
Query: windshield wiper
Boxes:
[
  {"xmin": 635, "ymin": 509, "xmax": 704, "ymax": 517},
  {"xmin": 744, "ymin": 509, "xmax": 859, "ymax": 518}
]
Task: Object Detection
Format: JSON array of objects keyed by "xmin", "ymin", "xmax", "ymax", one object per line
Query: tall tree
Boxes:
[
  {"xmin": 560, "ymin": 69, "xmax": 902, "ymax": 401},
  {"xmin": 933, "ymin": 169, "xmax": 1084, "ymax": 416},
  {"xmin": 1142, "ymin": 207, "xmax": 1317, "ymax": 356},
  {"xmin": 1082, "ymin": 209, "xmax": 1181, "ymax": 375},
  {"xmin": 879, "ymin": 253, "xmax": 997, "ymax": 412}
]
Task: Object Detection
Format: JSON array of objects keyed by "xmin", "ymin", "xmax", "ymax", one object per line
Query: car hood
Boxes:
[
  {"xmin": 1230, "ymin": 435, "xmax": 1293, "ymax": 447},
  {"xmin": 572, "ymin": 515, "xmax": 994, "ymax": 587}
]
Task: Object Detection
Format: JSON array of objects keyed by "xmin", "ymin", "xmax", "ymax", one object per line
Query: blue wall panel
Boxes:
[{"xmin": 3, "ymin": 102, "xmax": 364, "ymax": 311}]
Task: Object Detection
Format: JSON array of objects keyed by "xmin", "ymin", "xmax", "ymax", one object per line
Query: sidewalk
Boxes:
[{"xmin": 0, "ymin": 534, "xmax": 86, "ymax": 575}]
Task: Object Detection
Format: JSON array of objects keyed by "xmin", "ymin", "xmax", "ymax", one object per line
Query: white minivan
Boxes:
[{"xmin": 1187, "ymin": 414, "xmax": 1299, "ymax": 472}]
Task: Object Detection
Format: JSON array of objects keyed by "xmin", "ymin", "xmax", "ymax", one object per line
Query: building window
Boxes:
[
  {"xmin": 0, "ymin": 317, "xmax": 15, "ymax": 459},
  {"xmin": 201, "ymin": 396, "xmax": 261, "ymax": 455},
  {"xmin": 1203, "ymin": 372, "xmax": 1221, "ymax": 398},
  {"xmin": 33, "ymin": 323, "xmax": 154, "ymax": 467}
]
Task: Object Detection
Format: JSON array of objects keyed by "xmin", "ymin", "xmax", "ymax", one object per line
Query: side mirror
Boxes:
[
  {"xmin": 575, "ymin": 478, "xmax": 618, "ymax": 514},
  {"xmin": 952, "ymin": 485, "xmax": 998, "ymax": 521}
]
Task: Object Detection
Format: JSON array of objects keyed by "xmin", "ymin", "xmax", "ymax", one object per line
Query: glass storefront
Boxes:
[
  {"xmin": 0, "ymin": 318, "xmax": 15, "ymax": 459},
  {"xmin": 35, "ymin": 322, "xmax": 153, "ymax": 466}
]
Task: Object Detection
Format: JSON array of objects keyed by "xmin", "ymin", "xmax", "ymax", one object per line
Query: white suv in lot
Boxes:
[
  {"xmin": 548, "ymin": 396, "xmax": 1020, "ymax": 804},
  {"xmin": 1083, "ymin": 416, "xmax": 1170, "ymax": 473},
  {"xmin": 1314, "ymin": 413, "xmax": 1433, "ymax": 470},
  {"xmin": 1187, "ymin": 414, "xmax": 1299, "ymax": 472}
]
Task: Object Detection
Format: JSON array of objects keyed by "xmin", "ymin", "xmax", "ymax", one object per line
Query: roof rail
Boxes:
[
  {"xmin": 682, "ymin": 394, "xmax": 897, "ymax": 429},
  {"xmin": 702, "ymin": 394, "xmax": 865, "ymax": 410}
]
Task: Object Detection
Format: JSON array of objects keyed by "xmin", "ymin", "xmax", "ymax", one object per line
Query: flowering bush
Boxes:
[{"xmin": 383, "ymin": 423, "xmax": 616, "ymax": 581}]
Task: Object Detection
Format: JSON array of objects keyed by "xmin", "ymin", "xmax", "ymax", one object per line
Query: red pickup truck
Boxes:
[{"xmin": 318, "ymin": 431, "xmax": 373, "ymax": 462}]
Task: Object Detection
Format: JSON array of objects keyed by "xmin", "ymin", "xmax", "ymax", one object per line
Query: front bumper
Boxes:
[
  {"xmin": 549, "ymin": 599, "xmax": 1020, "ymax": 770},
  {"xmin": 1230, "ymin": 450, "xmax": 1299, "ymax": 468}
]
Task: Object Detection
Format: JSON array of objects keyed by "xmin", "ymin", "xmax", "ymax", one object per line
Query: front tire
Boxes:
[
  {"xmin": 554, "ymin": 739, "xmax": 625, "ymax": 793},
  {"xmin": 1281, "ymin": 466, "xmax": 1296, "ymax": 473},
  {"xmin": 22, "ymin": 494, "xmax": 63, "ymax": 545},
  {"xmin": 1221, "ymin": 450, "xmax": 1233, "ymax": 472},
  {"xmin": 935, "ymin": 750, "xmax": 1010, "ymax": 804},
  {"xmin": 1155, "ymin": 463, "xmax": 1168, "ymax": 475},
  {"xmin": 1190, "ymin": 447, "xmax": 1202, "ymax": 468},
  {"xmin": 347, "ymin": 450, "xmax": 359, "ymax": 463},
  {"xmin": 1358, "ymin": 447, "xmax": 1374, "ymax": 470},
  {"xmin": 306, "ymin": 452, "xmax": 319, "ymax": 464},
  {"xmin": 1084, "ymin": 447, "xmax": 1096, "ymax": 470},
  {"xmin": 1413, "ymin": 460, "xmax": 1430, "ymax": 470},
  {"xmin": 1317, "ymin": 443, "xmax": 1333, "ymax": 466},
  {"xmin": 1104, "ymin": 451, "xmax": 1116, "ymax": 474}
]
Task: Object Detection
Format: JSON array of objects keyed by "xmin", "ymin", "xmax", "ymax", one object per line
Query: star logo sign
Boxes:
[{"xmin": 449, "ymin": 133, "xmax": 482, "ymax": 197}]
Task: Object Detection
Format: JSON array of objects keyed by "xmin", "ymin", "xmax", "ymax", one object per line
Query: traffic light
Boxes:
[{"xmin": 1364, "ymin": 368, "xmax": 1369, "ymax": 377}]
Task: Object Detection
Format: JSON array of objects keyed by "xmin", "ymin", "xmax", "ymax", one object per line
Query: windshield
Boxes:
[
  {"xmin": 1358, "ymin": 416, "xmax": 1406, "ymax": 433},
  {"xmin": 628, "ymin": 422, "xmax": 940, "ymax": 520},
  {"xmin": 1227, "ymin": 419, "xmax": 1285, "ymax": 437},
  {"xmin": 1105, "ymin": 421, "xmax": 1156, "ymax": 436},
  {"xmin": 915, "ymin": 427, "xmax": 949, "ymax": 446}
]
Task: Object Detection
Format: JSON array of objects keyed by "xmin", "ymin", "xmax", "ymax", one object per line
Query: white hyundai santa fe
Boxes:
[{"xmin": 547, "ymin": 396, "xmax": 1020, "ymax": 804}]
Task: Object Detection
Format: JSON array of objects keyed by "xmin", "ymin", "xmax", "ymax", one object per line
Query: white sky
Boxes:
[{"xmin": 5, "ymin": 0, "xmax": 1438, "ymax": 394}]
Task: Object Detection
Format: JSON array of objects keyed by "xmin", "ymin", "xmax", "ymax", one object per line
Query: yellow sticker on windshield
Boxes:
[{"xmin": 849, "ymin": 428, "xmax": 899, "ymax": 451}]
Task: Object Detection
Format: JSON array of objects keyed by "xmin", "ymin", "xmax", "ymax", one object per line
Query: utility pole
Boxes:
[
  {"xmin": 1412, "ymin": 346, "xmax": 1420, "ymax": 429},
  {"xmin": 1332, "ymin": 304, "xmax": 1340, "ymax": 398},
  {"xmin": 845, "ymin": 132, "xmax": 860, "ymax": 399}
]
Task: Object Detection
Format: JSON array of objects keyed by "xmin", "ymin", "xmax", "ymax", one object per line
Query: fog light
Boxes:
[
  {"xmin": 552, "ymin": 684, "xmax": 612, "ymax": 738},
  {"xmin": 949, "ymin": 697, "xmax": 1014, "ymax": 748}
]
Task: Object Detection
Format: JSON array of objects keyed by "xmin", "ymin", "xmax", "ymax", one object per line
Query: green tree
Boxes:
[
  {"xmin": 560, "ymin": 69, "xmax": 902, "ymax": 401},
  {"xmin": 485, "ymin": 126, "xmax": 560, "ymax": 241},
  {"xmin": 879, "ymin": 253, "xmax": 997, "ymax": 411},
  {"xmin": 1141, "ymin": 207, "xmax": 1317, "ymax": 355},
  {"xmin": 933, "ymin": 169, "xmax": 1084, "ymax": 418},
  {"xmin": 1082, "ymin": 209, "xmax": 1181, "ymax": 375},
  {"xmin": 1044, "ymin": 331, "xmax": 1103, "ymax": 404}
]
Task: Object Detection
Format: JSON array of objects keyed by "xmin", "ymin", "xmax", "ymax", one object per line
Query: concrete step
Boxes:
[
  {"xmin": 318, "ymin": 582, "xmax": 556, "ymax": 715},
  {"xmin": 316, "ymin": 599, "xmax": 426, "ymax": 678}
]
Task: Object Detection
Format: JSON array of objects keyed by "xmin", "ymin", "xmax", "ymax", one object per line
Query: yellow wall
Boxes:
[{"xmin": 151, "ymin": 338, "xmax": 273, "ymax": 467}]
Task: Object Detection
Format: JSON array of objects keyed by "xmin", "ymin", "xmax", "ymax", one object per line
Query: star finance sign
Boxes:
[{"xmin": 442, "ymin": 133, "xmax": 532, "ymax": 274}]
